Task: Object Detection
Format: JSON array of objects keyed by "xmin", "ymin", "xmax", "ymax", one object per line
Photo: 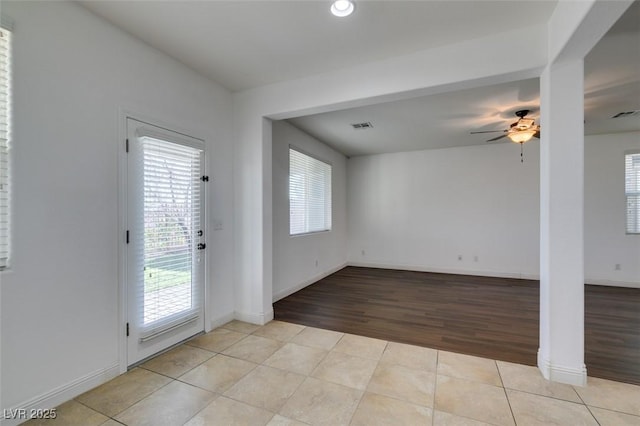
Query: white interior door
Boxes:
[{"xmin": 126, "ymin": 118, "xmax": 205, "ymax": 366}]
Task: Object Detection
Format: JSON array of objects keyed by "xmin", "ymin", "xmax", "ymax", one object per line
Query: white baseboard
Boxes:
[
  {"xmin": 209, "ymin": 311, "xmax": 235, "ymax": 331},
  {"xmin": 347, "ymin": 261, "xmax": 538, "ymax": 281},
  {"xmin": 272, "ymin": 262, "xmax": 348, "ymax": 302},
  {"xmin": 537, "ymin": 349, "xmax": 587, "ymax": 387},
  {"xmin": 234, "ymin": 308, "xmax": 274, "ymax": 326},
  {"xmin": 1, "ymin": 364, "xmax": 120, "ymax": 426},
  {"xmin": 347, "ymin": 261, "xmax": 640, "ymax": 289},
  {"xmin": 585, "ymin": 278, "xmax": 640, "ymax": 289}
]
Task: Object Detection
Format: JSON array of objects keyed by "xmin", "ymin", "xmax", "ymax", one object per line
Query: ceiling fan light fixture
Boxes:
[
  {"xmin": 508, "ymin": 129, "xmax": 536, "ymax": 143},
  {"xmin": 331, "ymin": 0, "xmax": 355, "ymax": 17}
]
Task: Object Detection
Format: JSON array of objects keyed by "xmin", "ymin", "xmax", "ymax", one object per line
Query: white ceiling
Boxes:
[
  {"xmin": 289, "ymin": 78, "xmax": 542, "ymax": 156},
  {"xmin": 584, "ymin": 1, "xmax": 640, "ymax": 135},
  {"xmin": 288, "ymin": 1, "xmax": 640, "ymax": 156},
  {"xmin": 80, "ymin": 0, "xmax": 558, "ymax": 92},
  {"xmin": 79, "ymin": 0, "xmax": 639, "ymax": 157}
]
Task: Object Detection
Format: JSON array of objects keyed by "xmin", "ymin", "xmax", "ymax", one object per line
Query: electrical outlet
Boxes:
[{"xmin": 615, "ymin": 263, "xmax": 621, "ymax": 271}]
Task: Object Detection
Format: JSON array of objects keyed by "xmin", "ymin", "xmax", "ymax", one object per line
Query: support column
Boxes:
[
  {"xmin": 232, "ymin": 107, "xmax": 274, "ymax": 325},
  {"xmin": 538, "ymin": 59, "xmax": 586, "ymax": 386}
]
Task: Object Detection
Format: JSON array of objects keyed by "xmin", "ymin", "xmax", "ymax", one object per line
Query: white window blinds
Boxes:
[
  {"xmin": 625, "ymin": 152, "xmax": 640, "ymax": 234},
  {"xmin": 0, "ymin": 27, "xmax": 11, "ymax": 269},
  {"xmin": 289, "ymin": 148, "xmax": 332, "ymax": 235},
  {"xmin": 140, "ymin": 137, "xmax": 202, "ymax": 327}
]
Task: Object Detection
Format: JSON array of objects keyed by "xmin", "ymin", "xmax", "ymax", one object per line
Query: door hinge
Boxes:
[
  {"xmin": 126, "ymin": 230, "xmax": 130, "ymax": 244},
  {"xmin": 126, "ymin": 138, "xmax": 129, "ymax": 153},
  {"xmin": 197, "ymin": 243, "xmax": 206, "ymax": 250},
  {"xmin": 126, "ymin": 322, "xmax": 130, "ymax": 337},
  {"xmin": 201, "ymin": 175, "xmax": 209, "ymax": 182}
]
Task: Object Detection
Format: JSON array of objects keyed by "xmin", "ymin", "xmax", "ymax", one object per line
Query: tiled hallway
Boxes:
[{"xmin": 27, "ymin": 320, "xmax": 640, "ymax": 425}]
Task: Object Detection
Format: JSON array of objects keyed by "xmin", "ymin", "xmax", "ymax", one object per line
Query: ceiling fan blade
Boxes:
[
  {"xmin": 470, "ymin": 130, "xmax": 507, "ymax": 134},
  {"xmin": 533, "ymin": 130, "xmax": 540, "ymax": 139},
  {"xmin": 486, "ymin": 134, "xmax": 508, "ymax": 142}
]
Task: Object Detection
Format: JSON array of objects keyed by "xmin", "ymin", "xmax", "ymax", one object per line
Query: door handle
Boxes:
[{"xmin": 197, "ymin": 243, "xmax": 206, "ymax": 250}]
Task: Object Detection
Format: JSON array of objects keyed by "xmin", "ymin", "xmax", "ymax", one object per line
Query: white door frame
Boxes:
[{"xmin": 117, "ymin": 108, "xmax": 209, "ymax": 373}]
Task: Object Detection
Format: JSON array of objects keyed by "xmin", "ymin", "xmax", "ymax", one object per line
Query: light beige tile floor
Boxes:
[{"xmin": 27, "ymin": 320, "xmax": 640, "ymax": 426}]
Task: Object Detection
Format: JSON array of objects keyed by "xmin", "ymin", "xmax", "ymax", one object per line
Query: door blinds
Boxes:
[
  {"xmin": 139, "ymin": 137, "xmax": 202, "ymax": 328},
  {"xmin": 0, "ymin": 27, "xmax": 11, "ymax": 269}
]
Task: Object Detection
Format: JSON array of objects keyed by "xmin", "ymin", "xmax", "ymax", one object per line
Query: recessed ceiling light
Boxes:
[{"xmin": 331, "ymin": 0, "xmax": 355, "ymax": 17}]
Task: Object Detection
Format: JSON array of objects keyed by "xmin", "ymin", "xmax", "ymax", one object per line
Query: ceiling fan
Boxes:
[{"xmin": 470, "ymin": 109, "xmax": 540, "ymax": 144}]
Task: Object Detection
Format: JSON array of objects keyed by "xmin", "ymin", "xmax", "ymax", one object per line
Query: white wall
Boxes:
[
  {"xmin": 585, "ymin": 131, "xmax": 640, "ymax": 287},
  {"xmin": 0, "ymin": 1, "xmax": 234, "ymax": 416},
  {"xmin": 347, "ymin": 132, "xmax": 640, "ymax": 288},
  {"xmin": 272, "ymin": 121, "xmax": 347, "ymax": 301},
  {"xmin": 347, "ymin": 141, "xmax": 541, "ymax": 278},
  {"xmin": 233, "ymin": 24, "xmax": 548, "ymax": 323}
]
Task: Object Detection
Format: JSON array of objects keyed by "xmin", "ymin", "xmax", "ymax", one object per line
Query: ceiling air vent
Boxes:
[
  {"xmin": 351, "ymin": 122, "xmax": 373, "ymax": 129},
  {"xmin": 612, "ymin": 110, "xmax": 640, "ymax": 118}
]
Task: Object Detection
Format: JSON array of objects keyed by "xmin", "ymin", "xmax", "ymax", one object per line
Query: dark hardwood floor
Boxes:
[{"xmin": 274, "ymin": 266, "xmax": 640, "ymax": 385}]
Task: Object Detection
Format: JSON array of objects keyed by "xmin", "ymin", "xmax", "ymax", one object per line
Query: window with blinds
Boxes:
[
  {"xmin": 0, "ymin": 27, "xmax": 11, "ymax": 269},
  {"xmin": 626, "ymin": 152, "xmax": 640, "ymax": 234},
  {"xmin": 140, "ymin": 137, "xmax": 202, "ymax": 327},
  {"xmin": 289, "ymin": 147, "xmax": 332, "ymax": 235}
]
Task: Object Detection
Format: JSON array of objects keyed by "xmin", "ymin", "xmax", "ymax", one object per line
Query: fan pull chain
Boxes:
[{"xmin": 520, "ymin": 142, "xmax": 524, "ymax": 163}]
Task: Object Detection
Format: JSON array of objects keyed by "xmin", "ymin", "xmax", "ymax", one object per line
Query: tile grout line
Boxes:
[
  {"xmin": 216, "ymin": 323, "xmax": 292, "ymax": 422},
  {"xmin": 157, "ymin": 325, "xmax": 263, "ymax": 424},
  {"xmin": 112, "ymin": 376, "xmax": 176, "ymax": 423},
  {"xmin": 259, "ymin": 347, "xmax": 308, "ymax": 419},
  {"xmin": 137, "ymin": 346, "xmax": 216, "ymax": 381},
  {"xmin": 345, "ymin": 339, "xmax": 390, "ymax": 425},
  {"xmin": 572, "ymin": 383, "xmax": 604, "ymax": 425},
  {"xmin": 217, "ymin": 323, "xmax": 331, "ymax": 423},
  {"xmin": 345, "ymin": 385, "xmax": 366, "ymax": 425},
  {"xmin": 431, "ymin": 349, "xmax": 439, "ymax": 426},
  {"xmin": 174, "ymin": 388, "xmax": 219, "ymax": 426},
  {"xmin": 584, "ymin": 404, "xmax": 603, "ymax": 426},
  {"xmin": 503, "ymin": 386, "xmax": 595, "ymax": 406},
  {"xmin": 350, "ymin": 339, "xmax": 390, "ymax": 425},
  {"xmin": 168, "ymin": 333, "xmax": 263, "ymax": 397},
  {"xmin": 496, "ymin": 360, "xmax": 518, "ymax": 426},
  {"xmin": 69, "ymin": 398, "xmax": 113, "ymax": 423}
]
